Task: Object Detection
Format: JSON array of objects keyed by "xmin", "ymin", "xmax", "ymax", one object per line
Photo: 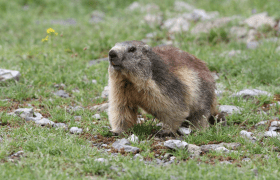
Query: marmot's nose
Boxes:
[{"xmin": 109, "ymin": 50, "xmax": 118, "ymax": 61}]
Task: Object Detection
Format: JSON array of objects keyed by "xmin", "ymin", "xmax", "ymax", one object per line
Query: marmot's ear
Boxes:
[{"xmin": 142, "ymin": 45, "xmax": 151, "ymax": 53}]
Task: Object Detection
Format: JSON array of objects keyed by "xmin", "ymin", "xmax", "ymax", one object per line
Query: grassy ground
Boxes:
[{"xmin": 1, "ymin": 0, "xmax": 280, "ymax": 179}]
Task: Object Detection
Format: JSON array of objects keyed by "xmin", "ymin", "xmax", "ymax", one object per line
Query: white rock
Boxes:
[
  {"xmin": 244, "ymin": 12, "xmax": 276, "ymax": 29},
  {"xmin": 91, "ymin": 79, "xmax": 97, "ymax": 84},
  {"xmin": 94, "ymin": 158, "xmax": 108, "ymax": 163},
  {"xmin": 230, "ymin": 26, "xmax": 248, "ymax": 38},
  {"xmin": 191, "ymin": 9, "xmax": 219, "ymax": 21},
  {"xmin": 255, "ymin": 121, "xmax": 268, "ymax": 127},
  {"xmin": 164, "ymin": 140, "xmax": 188, "ymax": 149},
  {"xmin": 133, "ymin": 154, "xmax": 143, "ymax": 160},
  {"xmin": 35, "ymin": 118, "xmax": 55, "ymax": 126},
  {"xmin": 0, "ymin": 69, "xmax": 20, "ymax": 81},
  {"xmin": 163, "ymin": 17, "xmax": 189, "ymax": 33},
  {"xmin": 101, "ymin": 86, "xmax": 110, "ymax": 98},
  {"xmin": 240, "ymin": 130, "xmax": 256, "ymax": 140},
  {"xmin": 187, "ymin": 144, "xmax": 201, "ymax": 156},
  {"xmin": 127, "ymin": 2, "xmax": 141, "ymax": 11},
  {"xmin": 215, "ymin": 146, "xmax": 230, "ymax": 153},
  {"xmin": 269, "ymin": 102, "xmax": 280, "ymax": 107},
  {"xmin": 70, "ymin": 127, "xmax": 83, "ymax": 134},
  {"xmin": 144, "ymin": 13, "xmax": 163, "ymax": 27},
  {"xmin": 219, "ymin": 105, "xmax": 242, "ymax": 114},
  {"xmin": 178, "ymin": 127, "xmax": 191, "ymax": 135},
  {"xmin": 14, "ymin": 108, "xmax": 34, "ymax": 120},
  {"xmin": 53, "ymin": 123, "xmax": 67, "ymax": 129},
  {"xmin": 247, "ymin": 29, "xmax": 258, "ymax": 42},
  {"xmin": 137, "ymin": 118, "xmax": 145, "ymax": 124},
  {"xmin": 231, "ymin": 89, "xmax": 271, "ymax": 98},
  {"xmin": 247, "ymin": 41, "xmax": 259, "ymax": 49},
  {"xmin": 89, "ymin": 10, "xmax": 105, "ymax": 24},
  {"xmin": 264, "ymin": 131, "xmax": 279, "ymax": 137},
  {"xmin": 90, "ymin": 103, "xmax": 109, "ymax": 112},
  {"xmin": 270, "ymin": 121, "xmax": 280, "ymax": 127},
  {"xmin": 92, "ymin": 114, "xmax": 101, "ymax": 120},
  {"xmin": 174, "ymin": 1, "xmax": 195, "ymax": 12},
  {"xmin": 191, "ymin": 17, "xmax": 237, "ymax": 34},
  {"xmin": 276, "ymin": 46, "xmax": 280, "ymax": 53},
  {"xmin": 128, "ymin": 134, "xmax": 139, "ymax": 143}
]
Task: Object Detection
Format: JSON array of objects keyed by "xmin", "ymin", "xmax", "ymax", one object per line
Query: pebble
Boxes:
[
  {"xmin": 178, "ymin": 127, "xmax": 191, "ymax": 136},
  {"xmin": 164, "ymin": 140, "xmax": 188, "ymax": 150},
  {"xmin": 133, "ymin": 154, "xmax": 143, "ymax": 160},
  {"xmin": 53, "ymin": 123, "xmax": 67, "ymax": 129},
  {"xmin": 264, "ymin": 131, "xmax": 279, "ymax": 137},
  {"xmin": 35, "ymin": 118, "xmax": 55, "ymax": 126},
  {"xmin": 188, "ymin": 144, "xmax": 202, "ymax": 156},
  {"xmin": 90, "ymin": 103, "xmax": 109, "ymax": 112},
  {"xmin": 94, "ymin": 158, "xmax": 107, "ymax": 163},
  {"xmin": 54, "ymin": 90, "xmax": 69, "ymax": 98},
  {"xmin": 231, "ymin": 89, "xmax": 271, "ymax": 98},
  {"xmin": 244, "ymin": 12, "xmax": 275, "ymax": 29},
  {"xmin": 270, "ymin": 121, "xmax": 280, "ymax": 127},
  {"xmin": 101, "ymin": 86, "xmax": 110, "ymax": 98},
  {"xmin": 70, "ymin": 127, "xmax": 83, "ymax": 134},
  {"xmin": 91, "ymin": 79, "xmax": 97, "ymax": 84},
  {"xmin": 0, "ymin": 69, "xmax": 20, "ymax": 81},
  {"xmin": 128, "ymin": 134, "xmax": 139, "ymax": 143},
  {"xmin": 92, "ymin": 114, "xmax": 101, "ymax": 120},
  {"xmin": 112, "ymin": 138, "xmax": 139, "ymax": 153},
  {"xmin": 219, "ymin": 105, "xmax": 243, "ymax": 114},
  {"xmin": 163, "ymin": 17, "xmax": 189, "ymax": 33},
  {"xmin": 246, "ymin": 41, "xmax": 259, "ymax": 49},
  {"xmin": 74, "ymin": 116, "xmax": 82, "ymax": 121}
]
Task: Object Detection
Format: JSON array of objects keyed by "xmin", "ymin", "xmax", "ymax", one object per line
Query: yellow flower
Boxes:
[
  {"xmin": 47, "ymin": 28, "xmax": 55, "ymax": 34},
  {"xmin": 42, "ymin": 35, "xmax": 48, "ymax": 42},
  {"xmin": 55, "ymin": 33, "xmax": 58, "ymax": 36}
]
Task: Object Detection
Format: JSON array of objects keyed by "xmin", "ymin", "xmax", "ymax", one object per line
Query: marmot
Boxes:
[{"xmin": 108, "ymin": 40, "xmax": 218, "ymax": 136}]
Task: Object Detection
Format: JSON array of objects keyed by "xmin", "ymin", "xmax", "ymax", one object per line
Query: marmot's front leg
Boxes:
[{"xmin": 109, "ymin": 103, "xmax": 138, "ymax": 134}]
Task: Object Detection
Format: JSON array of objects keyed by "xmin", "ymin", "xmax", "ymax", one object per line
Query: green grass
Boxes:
[{"xmin": 1, "ymin": 0, "xmax": 280, "ymax": 179}]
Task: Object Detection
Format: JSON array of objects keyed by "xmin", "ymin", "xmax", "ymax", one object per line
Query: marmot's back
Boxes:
[{"xmin": 152, "ymin": 46, "xmax": 214, "ymax": 83}]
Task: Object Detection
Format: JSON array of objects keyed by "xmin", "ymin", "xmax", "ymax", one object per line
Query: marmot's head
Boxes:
[{"xmin": 108, "ymin": 41, "xmax": 152, "ymax": 79}]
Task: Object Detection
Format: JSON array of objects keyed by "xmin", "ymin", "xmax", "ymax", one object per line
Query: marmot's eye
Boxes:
[{"xmin": 128, "ymin": 46, "xmax": 136, "ymax": 52}]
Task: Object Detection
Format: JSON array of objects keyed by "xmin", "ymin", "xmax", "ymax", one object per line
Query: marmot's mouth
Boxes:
[{"xmin": 112, "ymin": 64, "xmax": 122, "ymax": 70}]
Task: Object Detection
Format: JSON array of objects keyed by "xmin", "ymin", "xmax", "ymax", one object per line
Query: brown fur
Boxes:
[{"xmin": 107, "ymin": 41, "xmax": 218, "ymax": 135}]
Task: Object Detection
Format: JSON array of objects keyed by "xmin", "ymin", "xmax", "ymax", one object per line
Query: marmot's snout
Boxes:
[{"xmin": 109, "ymin": 49, "xmax": 122, "ymax": 69}]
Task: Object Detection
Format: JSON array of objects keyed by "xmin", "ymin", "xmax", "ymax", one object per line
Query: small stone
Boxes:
[
  {"xmin": 69, "ymin": 106, "xmax": 84, "ymax": 112},
  {"xmin": 146, "ymin": 32, "xmax": 157, "ymax": 38},
  {"xmin": 220, "ymin": 161, "xmax": 232, "ymax": 164},
  {"xmin": 94, "ymin": 158, "xmax": 107, "ymax": 163},
  {"xmin": 133, "ymin": 154, "xmax": 143, "ymax": 160},
  {"xmin": 126, "ymin": 2, "xmax": 141, "ymax": 11},
  {"xmin": 88, "ymin": 57, "xmax": 108, "ymax": 67},
  {"xmin": 240, "ymin": 130, "xmax": 256, "ymax": 141},
  {"xmin": 230, "ymin": 26, "xmax": 247, "ymax": 38},
  {"xmin": 219, "ymin": 105, "xmax": 243, "ymax": 114},
  {"xmin": 70, "ymin": 127, "xmax": 83, "ymax": 134},
  {"xmin": 276, "ymin": 46, "xmax": 280, "ymax": 53},
  {"xmin": 92, "ymin": 114, "xmax": 101, "ymax": 120},
  {"xmin": 215, "ymin": 146, "xmax": 230, "ymax": 153},
  {"xmin": 174, "ymin": 1, "xmax": 195, "ymax": 12},
  {"xmin": 201, "ymin": 144, "xmax": 221, "ymax": 153},
  {"xmin": 112, "ymin": 138, "xmax": 139, "ymax": 153},
  {"xmin": 244, "ymin": 12, "xmax": 276, "ymax": 29},
  {"xmin": 101, "ymin": 86, "xmax": 110, "ymax": 98},
  {"xmin": 128, "ymin": 134, "xmax": 139, "ymax": 143},
  {"xmin": 91, "ymin": 79, "xmax": 97, "ymax": 84},
  {"xmin": 178, "ymin": 127, "xmax": 191, "ymax": 135},
  {"xmin": 14, "ymin": 108, "xmax": 34, "ymax": 120},
  {"xmin": 264, "ymin": 131, "xmax": 279, "ymax": 137},
  {"xmin": 89, "ymin": 10, "xmax": 105, "ymax": 24},
  {"xmin": 101, "ymin": 144, "xmax": 108, "ymax": 147},
  {"xmin": 191, "ymin": 9, "xmax": 219, "ymax": 21},
  {"xmin": 0, "ymin": 69, "xmax": 20, "ymax": 81},
  {"xmin": 255, "ymin": 121, "xmax": 268, "ymax": 127},
  {"xmin": 164, "ymin": 153, "xmax": 172, "ymax": 159},
  {"xmin": 137, "ymin": 118, "xmax": 145, "ymax": 124},
  {"xmin": 242, "ymin": 158, "xmax": 251, "ymax": 162},
  {"xmin": 269, "ymin": 127, "xmax": 279, "ymax": 131},
  {"xmin": 247, "ymin": 41, "xmax": 259, "ymax": 49},
  {"xmin": 270, "ymin": 121, "xmax": 280, "ymax": 127},
  {"xmin": 164, "ymin": 140, "xmax": 188, "ymax": 150},
  {"xmin": 219, "ymin": 142, "xmax": 241, "ymax": 150},
  {"xmin": 188, "ymin": 144, "xmax": 202, "ymax": 156},
  {"xmin": 35, "ymin": 118, "xmax": 55, "ymax": 126},
  {"xmin": 90, "ymin": 103, "xmax": 109, "ymax": 112},
  {"xmin": 74, "ymin": 116, "xmax": 82, "ymax": 121},
  {"xmin": 144, "ymin": 13, "xmax": 163, "ymax": 27},
  {"xmin": 155, "ymin": 158, "xmax": 163, "ymax": 165},
  {"xmin": 10, "ymin": 151, "xmax": 24, "ymax": 158},
  {"xmin": 163, "ymin": 17, "xmax": 189, "ymax": 33},
  {"xmin": 231, "ymin": 89, "xmax": 271, "ymax": 98},
  {"xmin": 110, "ymin": 166, "xmax": 119, "ymax": 171},
  {"xmin": 53, "ymin": 123, "xmax": 67, "ymax": 129},
  {"xmin": 54, "ymin": 90, "xmax": 69, "ymax": 98}
]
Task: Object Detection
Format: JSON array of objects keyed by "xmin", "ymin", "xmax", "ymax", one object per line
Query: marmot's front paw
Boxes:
[{"xmin": 110, "ymin": 129, "xmax": 124, "ymax": 136}]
